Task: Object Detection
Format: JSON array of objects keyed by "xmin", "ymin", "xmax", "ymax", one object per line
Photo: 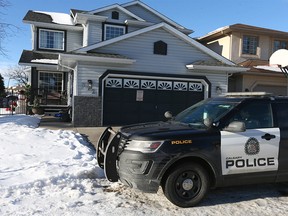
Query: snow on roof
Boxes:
[
  {"xmin": 34, "ymin": 11, "xmax": 74, "ymax": 25},
  {"xmin": 31, "ymin": 59, "xmax": 58, "ymax": 64}
]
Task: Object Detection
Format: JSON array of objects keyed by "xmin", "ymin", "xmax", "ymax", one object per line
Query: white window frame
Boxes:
[
  {"xmin": 38, "ymin": 28, "xmax": 65, "ymax": 51},
  {"xmin": 38, "ymin": 71, "xmax": 64, "ymax": 94},
  {"xmin": 104, "ymin": 24, "xmax": 126, "ymax": 40}
]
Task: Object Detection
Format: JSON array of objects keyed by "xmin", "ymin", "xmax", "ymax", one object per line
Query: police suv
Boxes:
[{"xmin": 97, "ymin": 92, "xmax": 288, "ymax": 207}]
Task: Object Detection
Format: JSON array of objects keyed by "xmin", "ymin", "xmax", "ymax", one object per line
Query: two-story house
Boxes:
[
  {"xmin": 198, "ymin": 23, "xmax": 288, "ymax": 95},
  {"xmin": 19, "ymin": 1, "xmax": 246, "ymax": 126}
]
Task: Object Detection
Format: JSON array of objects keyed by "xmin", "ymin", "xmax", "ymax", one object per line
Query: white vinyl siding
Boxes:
[
  {"xmin": 97, "ymin": 9, "xmax": 134, "ymax": 23},
  {"xmin": 66, "ymin": 30, "xmax": 83, "ymax": 51},
  {"xmin": 124, "ymin": 5, "xmax": 163, "ymax": 24},
  {"xmin": 76, "ymin": 29, "xmax": 229, "ymax": 97},
  {"xmin": 87, "ymin": 22, "xmax": 103, "ymax": 45}
]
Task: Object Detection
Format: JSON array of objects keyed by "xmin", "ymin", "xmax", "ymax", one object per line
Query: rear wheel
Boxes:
[{"xmin": 163, "ymin": 162, "xmax": 209, "ymax": 207}]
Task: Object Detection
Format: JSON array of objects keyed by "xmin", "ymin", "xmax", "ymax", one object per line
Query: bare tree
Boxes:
[
  {"xmin": 5, "ymin": 65, "xmax": 29, "ymax": 85},
  {"xmin": 0, "ymin": 0, "xmax": 19, "ymax": 56}
]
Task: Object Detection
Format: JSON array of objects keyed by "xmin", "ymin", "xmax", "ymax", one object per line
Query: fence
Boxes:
[{"xmin": 0, "ymin": 91, "xmax": 27, "ymax": 116}]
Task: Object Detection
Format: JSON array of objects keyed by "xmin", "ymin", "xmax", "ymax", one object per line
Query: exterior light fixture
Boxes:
[
  {"xmin": 88, "ymin": 80, "xmax": 93, "ymax": 90},
  {"xmin": 216, "ymin": 86, "xmax": 222, "ymax": 94}
]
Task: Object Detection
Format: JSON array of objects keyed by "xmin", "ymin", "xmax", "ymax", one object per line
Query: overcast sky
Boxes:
[{"xmin": 1, "ymin": 0, "xmax": 288, "ymax": 86}]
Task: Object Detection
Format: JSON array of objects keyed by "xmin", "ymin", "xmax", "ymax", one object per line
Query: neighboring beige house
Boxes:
[{"xmin": 199, "ymin": 24, "xmax": 288, "ymax": 95}]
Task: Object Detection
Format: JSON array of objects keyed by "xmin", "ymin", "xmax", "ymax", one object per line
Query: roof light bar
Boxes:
[{"xmin": 224, "ymin": 92, "xmax": 273, "ymax": 97}]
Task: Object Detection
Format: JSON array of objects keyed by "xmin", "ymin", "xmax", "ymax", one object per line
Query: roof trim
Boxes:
[
  {"xmin": 23, "ymin": 20, "xmax": 83, "ymax": 31},
  {"xmin": 88, "ymin": 4, "xmax": 145, "ymax": 22},
  {"xmin": 199, "ymin": 23, "xmax": 288, "ymax": 42},
  {"xmin": 59, "ymin": 53, "xmax": 136, "ymax": 65},
  {"xmin": 121, "ymin": 1, "xmax": 193, "ymax": 33},
  {"xmin": 76, "ymin": 22, "xmax": 234, "ymax": 65}
]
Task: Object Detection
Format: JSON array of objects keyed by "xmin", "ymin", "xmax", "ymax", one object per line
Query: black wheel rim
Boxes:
[{"xmin": 175, "ymin": 170, "xmax": 201, "ymax": 200}]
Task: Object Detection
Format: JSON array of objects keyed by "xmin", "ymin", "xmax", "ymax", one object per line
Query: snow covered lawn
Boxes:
[{"xmin": 0, "ymin": 115, "xmax": 287, "ymax": 215}]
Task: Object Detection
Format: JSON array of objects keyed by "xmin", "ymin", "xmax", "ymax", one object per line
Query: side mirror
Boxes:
[
  {"xmin": 164, "ymin": 111, "xmax": 173, "ymax": 120},
  {"xmin": 203, "ymin": 118, "xmax": 213, "ymax": 128},
  {"xmin": 224, "ymin": 121, "xmax": 246, "ymax": 132}
]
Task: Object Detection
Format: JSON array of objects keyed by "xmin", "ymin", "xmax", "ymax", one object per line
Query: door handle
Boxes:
[{"xmin": 261, "ymin": 133, "xmax": 276, "ymax": 141}]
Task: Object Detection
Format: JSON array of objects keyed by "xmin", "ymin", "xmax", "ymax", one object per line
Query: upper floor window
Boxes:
[
  {"xmin": 112, "ymin": 11, "xmax": 119, "ymax": 20},
  {"xmin": 104, "ymin": 24, "xmax": 126, "ymax": 40},
  {"xmin": 273, "ymin": 40, "xmax": 288, "ymax": 52},
  {"xmin": 38, "ymin": 29, "xmax": 65, "ymax": 51},
  {"xmin": 242, "ymin": 35, "xmax": 258, "ymax": 55}
]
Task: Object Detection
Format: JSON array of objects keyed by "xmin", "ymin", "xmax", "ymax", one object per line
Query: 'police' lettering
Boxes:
[
  {"xmin": 171, "ymin": 140, "xmax": 192, "ymax": 145},
  {"xmin": 226, "ymin": 158, "xmax": 275, "ymax": 169}
]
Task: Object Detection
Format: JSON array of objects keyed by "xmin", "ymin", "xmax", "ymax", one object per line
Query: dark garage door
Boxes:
[{"xmin": 103, "ymin": 76, "xmax": 206, "ymax": 126}]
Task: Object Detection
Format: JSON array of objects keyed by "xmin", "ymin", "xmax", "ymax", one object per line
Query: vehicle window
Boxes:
[
  {"xmin": 174, "ymin": 99, "xmax": 238, "ymax": 129},
  {"xmin": 227, "ymin": 101, "xmax": 273, "ymax": 129},
  {"xmin": 274, "ymin": 102, "xmax": 288, "ymax": 128}
]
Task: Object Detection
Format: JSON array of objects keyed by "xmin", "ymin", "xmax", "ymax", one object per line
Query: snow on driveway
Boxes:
[{"xmin": 0, "ymin": 115, "xmax": 287, "ymax": 216}]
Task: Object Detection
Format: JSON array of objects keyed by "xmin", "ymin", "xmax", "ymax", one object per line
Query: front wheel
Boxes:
[{"xmin": 163, "ymin": 162, "xmax": 210, "ymax": 207}]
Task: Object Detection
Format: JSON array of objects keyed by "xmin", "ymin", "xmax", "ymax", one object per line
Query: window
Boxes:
[
  {"xmin": 227, "ymin": 101, "xmax": 273, "ymax": 129},
  {"xmin": 273, "ymin": 40, "xmax": 288, "ymax": 52},
  {"xmin": 154, "ymin": 41, "xmax": 168, "ymax": 55},
  {"xmin": 112, "ymin": 11, "xmax": 119, "ymax": 20},
  {"xmin": 242, "ymin": 35, "xmax": 258, "ymax": 55},
  {"xmin": 39, "ymin": 72, "xmax": 63, "ymax": 94},
  {"xmin": 104, "ymin": 24, "xmax": 126, "ymax": 40},
  {"xmin": 39, "ymin": 29, "xmax": 65, "ymax": 51}
]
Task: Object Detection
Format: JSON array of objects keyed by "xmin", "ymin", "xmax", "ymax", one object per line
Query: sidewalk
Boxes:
[{"xmin": 39, "ymin": 116, "xmax": 106, "ymax": 149}]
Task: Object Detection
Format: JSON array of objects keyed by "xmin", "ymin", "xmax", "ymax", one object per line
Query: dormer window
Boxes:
[
  {"xmin": 38, "ymin": 28, "xmax": 65, "ymax": 51},
  {"xmin": 154, "ymin": 41, "xmax": 167, "ymax": 55},
  {"xmin": 104, "ymin": 24, "xmax": 126, "ymax": 40},
  {"xmin": 112, "ymin": 11, "xmax": 119, "ymax": 20}
]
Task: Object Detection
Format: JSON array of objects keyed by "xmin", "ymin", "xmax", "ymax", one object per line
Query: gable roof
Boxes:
[
  {"xmin": 121, "ymin": 1, "xmax": 193, "ymax": 34},
  {"xmin": 88, "ymin": 3, "xmax": 145, "ymax": 21},
  {"xmin": 76, "ymin": 22, "xmax": 234, "ymax": 65},
  {"xmin": 199, "ymin": 23, "xmax": 288, "ymax": 42}
]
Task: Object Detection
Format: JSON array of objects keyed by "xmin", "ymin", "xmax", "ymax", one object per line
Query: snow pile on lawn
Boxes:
[{"xmin": 0, "ymin": 115, "xmax": 288, "ymax": 216}]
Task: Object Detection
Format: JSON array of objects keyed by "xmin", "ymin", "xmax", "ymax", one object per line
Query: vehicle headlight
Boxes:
[{"xmin": 125, "ymin": 140, "xmax": 164, "ymax": 153}]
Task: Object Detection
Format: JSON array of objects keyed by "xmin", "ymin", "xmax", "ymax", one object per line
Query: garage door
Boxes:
[{"xmin": 102, "ymin": 74, "xmax": 209, "ymax": 126}]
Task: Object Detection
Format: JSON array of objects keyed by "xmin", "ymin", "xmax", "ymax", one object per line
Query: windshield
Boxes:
[{"xmin": 174, "ymin": 98, "xmax": 238, "ymax": 129}]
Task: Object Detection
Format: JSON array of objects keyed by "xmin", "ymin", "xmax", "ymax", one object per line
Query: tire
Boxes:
[{"xmin": 163, "ymin": 162, "xmax": 210, "ymax": 207}]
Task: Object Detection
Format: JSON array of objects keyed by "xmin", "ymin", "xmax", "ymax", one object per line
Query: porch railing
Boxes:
[{"xmin": 29, "ymin": 88, "xmax": 68, "ymax": 106}]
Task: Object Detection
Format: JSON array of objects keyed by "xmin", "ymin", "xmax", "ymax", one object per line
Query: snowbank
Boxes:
[{"xmin": 0, "ymin": 115, "xmax": 287, "ymax": 215}]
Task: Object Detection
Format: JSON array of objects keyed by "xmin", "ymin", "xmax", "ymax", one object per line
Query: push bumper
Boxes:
[
  {"xmin": 96, "ymin": 127, "xmax": 120, "ymax": 182},
  {"xmin": 97, "ymin": 127, "xmax": 166, "ymax": 192}
]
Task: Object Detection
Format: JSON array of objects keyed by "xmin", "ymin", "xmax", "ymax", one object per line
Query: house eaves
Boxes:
[
  {"xmin": 199, "ymin": 23, "xmax": 288, "ymax": 42},
  {"xmin": 88, "ymin": 4, "xmax": 145, "ymax": 22},
  {"xmin": 59, "ymin": 52, "xmax": 136, "ymax": 68},
  {"xmin": 76, "ymin": 22, "xmax": 234, "ymax": 66},
  {"xmin": 186, "ymin": 60, "xmax": 248, "ymax": 72},
  {"xmin": 19, "ymin": 50, "xmax": 59, "ymax": 68},
  {"xmin": 121, "ymin": 0, "xmax": 193, "ymax": 34}
]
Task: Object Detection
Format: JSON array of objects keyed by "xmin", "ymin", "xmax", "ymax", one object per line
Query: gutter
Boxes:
[{"xmin": 186, "ymin": 64, "xmax": 248, "ymax": 72}]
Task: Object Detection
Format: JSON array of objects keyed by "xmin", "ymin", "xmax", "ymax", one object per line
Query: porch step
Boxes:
[{"xmin": 42, "ymin": 105, "xmax": 69, "ymax": 116}]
